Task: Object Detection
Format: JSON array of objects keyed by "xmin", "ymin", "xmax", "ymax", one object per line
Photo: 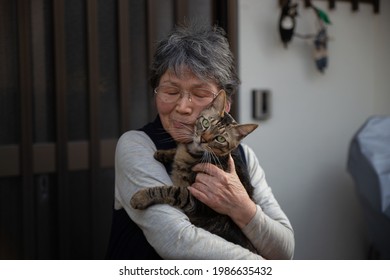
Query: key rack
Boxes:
[{"xmin": 279, "ymin": 0, "xmax": 380, "ymax": 13}]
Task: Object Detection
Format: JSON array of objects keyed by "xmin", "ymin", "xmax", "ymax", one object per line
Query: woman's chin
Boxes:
[{"xmin": 172, "ymin": 133, "xmax": 192, "ymax": 143}]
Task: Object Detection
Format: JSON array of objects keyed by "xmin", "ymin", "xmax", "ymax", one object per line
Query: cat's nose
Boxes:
[{"xmin": 201, "ymin": 132, "xmax": 212, "ymax": 143}]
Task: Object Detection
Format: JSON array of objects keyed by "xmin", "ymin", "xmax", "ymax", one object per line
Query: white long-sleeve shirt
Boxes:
[{"xmin": 114, "ymin": 130, "xmax": 294, "ymax": 259}]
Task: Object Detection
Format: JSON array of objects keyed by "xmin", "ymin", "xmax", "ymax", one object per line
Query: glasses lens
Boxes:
[
  {"xmin": 155, "ymin": 86, "xmax": 180, "ymax": 103},
  {"xmin": 155, "ymin": 86, "xmax": 215, "ymax": 105},
  {"xmin": 190, "ymin": 88, "xmax": 215, "ymax": 105}
]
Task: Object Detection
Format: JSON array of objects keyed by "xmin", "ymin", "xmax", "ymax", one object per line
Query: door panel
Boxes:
[{"xmin": 0, "ymin": 0, "xmax": 237, "ymax": 259}]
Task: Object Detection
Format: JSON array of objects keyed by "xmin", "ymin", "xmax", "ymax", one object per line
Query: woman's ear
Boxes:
[{"xmin": 225, "ymin": 101, "xmax": 231, "ymax": 113}]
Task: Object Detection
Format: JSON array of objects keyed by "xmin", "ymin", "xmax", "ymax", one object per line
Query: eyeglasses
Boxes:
[{"xmin": 154, "ymin": 85, "xmax": 217, "ymax": 106}]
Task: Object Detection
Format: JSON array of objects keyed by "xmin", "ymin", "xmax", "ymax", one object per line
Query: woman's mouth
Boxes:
[{"xmin": 172, "ymin": 120, "xmax": 192, "ymax": 129}]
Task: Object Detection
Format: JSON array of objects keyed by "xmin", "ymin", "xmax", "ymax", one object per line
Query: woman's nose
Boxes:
[{"xmin": 175, "ymin": 93, "xmax": 193, "ymax": 114}]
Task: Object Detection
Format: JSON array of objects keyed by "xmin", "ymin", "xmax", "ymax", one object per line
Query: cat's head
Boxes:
[{"xmin": 190, "ymin": 90, "xmax": 258, "ymax": 156}]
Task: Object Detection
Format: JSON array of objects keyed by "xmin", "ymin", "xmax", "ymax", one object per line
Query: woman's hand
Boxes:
[{"xmin": 189, "ymin": 155, "xmax": 257, "ymax": 228}]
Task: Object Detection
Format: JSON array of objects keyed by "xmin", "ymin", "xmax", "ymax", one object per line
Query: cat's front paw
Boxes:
[
  {"xmin": 130, "ymin": 189, "xmax": 152, "ymax": 210},
  {"xmin": 153, "ymin": 150, "xmax": 164, "ymax": 162},
  {"xmin": 154, "ymin": 149, "xmax": 176, "ymax": 164}
]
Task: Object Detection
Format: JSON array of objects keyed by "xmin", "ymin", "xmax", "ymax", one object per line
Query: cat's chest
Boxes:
[{"xmin": 171, "ymin": 146, "xmax": 200, "ymax": 186}]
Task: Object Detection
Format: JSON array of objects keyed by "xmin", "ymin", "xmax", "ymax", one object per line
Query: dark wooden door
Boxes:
[{"xmin": 0, "ymin": 0, "xmax": 238, "ymax": 259}]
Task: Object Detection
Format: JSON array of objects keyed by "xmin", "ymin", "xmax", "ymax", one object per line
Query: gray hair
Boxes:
[{"xmin": 150, "ymin": 23, "xmax": 240, "ymax": 101}]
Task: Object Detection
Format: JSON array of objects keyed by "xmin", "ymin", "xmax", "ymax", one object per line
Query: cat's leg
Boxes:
[
  {"xmin": 130, "ymin": 185, "xmax": 192, "ymax": 210},
  {"xmin": 154, "ymin": 149, "xmax": 176, "ymax": 164}
]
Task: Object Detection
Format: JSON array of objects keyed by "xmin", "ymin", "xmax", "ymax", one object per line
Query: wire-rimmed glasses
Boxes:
[{"xmin": 154, "ymin": 85, "xmax": 218, "ymax": 106}]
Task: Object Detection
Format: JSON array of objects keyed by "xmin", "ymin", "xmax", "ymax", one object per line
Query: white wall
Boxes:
[{"xmin": 238, "ymin": 0, "xmax": 390, "ymax": 259}]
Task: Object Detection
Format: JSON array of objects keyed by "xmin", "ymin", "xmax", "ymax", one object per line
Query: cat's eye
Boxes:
[
  {"xmin": 215, "ymin": 136, "xmax": 226, "ymax": 143},
  {"xmin": 202, "ymin": 118, "xmax": 210, "ymax": 128}
]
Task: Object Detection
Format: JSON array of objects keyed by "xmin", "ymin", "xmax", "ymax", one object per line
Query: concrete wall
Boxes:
[{"xmin": 238, "ymin": 0, "xmax": 390, "ymax": 259}]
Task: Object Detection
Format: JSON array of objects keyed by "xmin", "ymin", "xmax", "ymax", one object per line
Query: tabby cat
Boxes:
[{"xmin": 130, "ymin": 91, "xmax": 258, "ymax": 252}]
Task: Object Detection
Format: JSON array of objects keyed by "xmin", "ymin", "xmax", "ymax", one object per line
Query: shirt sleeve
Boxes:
[
  {"xmin": 240, "ymin": 143, "xmax": 295, "ymax": 259},
  {"xmin": 114, "ymin": 131, "xmax": 263, "ymax": 259}
]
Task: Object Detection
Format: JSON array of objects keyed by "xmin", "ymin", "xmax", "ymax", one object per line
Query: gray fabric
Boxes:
[{"xmin": 348, "ymin": 116, "xmax": 390, "ymax": 218}]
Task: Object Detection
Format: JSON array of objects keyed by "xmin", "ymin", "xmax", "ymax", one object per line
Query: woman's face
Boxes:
[{"xmin": 156, "ymin": 69, "xmax": 221, "ymax": 143}]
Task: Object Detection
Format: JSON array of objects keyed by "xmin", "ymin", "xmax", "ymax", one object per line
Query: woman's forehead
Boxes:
[{"xmin": 160, "ymin": 68, "xmax": 216, "ymax": 87}]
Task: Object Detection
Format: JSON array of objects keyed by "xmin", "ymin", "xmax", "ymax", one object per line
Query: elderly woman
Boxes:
[{"xmin": 106, "ymin": 23, "xmax": 294, "ymax": 260}]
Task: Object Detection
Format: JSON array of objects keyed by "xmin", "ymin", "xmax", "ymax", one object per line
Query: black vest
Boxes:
[{"xmin": 105, "ymin": 116, "xmax": 174, "ymax": 259}]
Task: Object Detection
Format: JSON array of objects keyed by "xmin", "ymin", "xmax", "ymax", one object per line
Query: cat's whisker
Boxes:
[
  {"xmin": 209, "ymin": 150, "xmax": 223, "ymax": 169},
  {"xmin": 165, "ymin": 127, "xmax": 194, "ymax": 142},
  {"xmin": 199, "ymin": 152, "xmax": 209, "ymax": 173},
  {"xmin": 200, "ymin": 151, "xmax": 218, "ymax": 174}
]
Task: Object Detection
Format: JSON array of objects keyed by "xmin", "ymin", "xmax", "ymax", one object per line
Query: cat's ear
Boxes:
[
  {"xmin": 212, "ymin": 90, "xmax": 227, "ymax": 117},
  {"xmin": 234, "ymin": 123, "xmax": 258, "ymax": 140}
]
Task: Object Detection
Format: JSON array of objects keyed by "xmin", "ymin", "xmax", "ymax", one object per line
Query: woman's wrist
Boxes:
[{"xmin": 231, "ymin": 200, "xmax": 257, "ymax": 229}]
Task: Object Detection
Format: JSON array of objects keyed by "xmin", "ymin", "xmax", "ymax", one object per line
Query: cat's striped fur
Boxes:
[{"xmin": 130, "ymin": 91, "xmax": 258, "ymax": 252}]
